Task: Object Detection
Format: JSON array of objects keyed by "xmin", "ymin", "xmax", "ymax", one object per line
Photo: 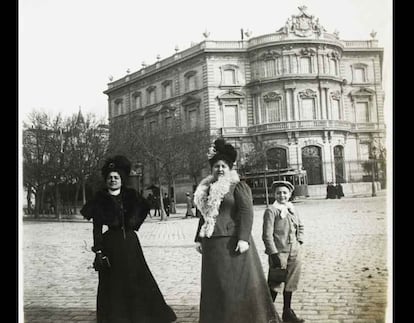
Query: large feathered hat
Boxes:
[
  {"xmin": 207, "ymin": 138, "xmax": 237, "ymax": 168},
  {"xmin": 101, "ymin": 155, "xmax": 132, "ymax": 182}
]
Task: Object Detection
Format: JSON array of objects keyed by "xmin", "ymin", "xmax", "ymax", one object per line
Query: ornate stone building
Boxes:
[{"xmin": 104, "ymin": 6, "xmax": 385, "ymax": 198}]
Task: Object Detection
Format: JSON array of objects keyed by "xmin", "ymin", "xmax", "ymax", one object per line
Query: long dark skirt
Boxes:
[
  {"xmin": 97, "ymin": 229, "xmax": 176, "ymax": 323},
  {"xmin": 199, "ymin": 236, "xmax": 281, "ymax": 323}
]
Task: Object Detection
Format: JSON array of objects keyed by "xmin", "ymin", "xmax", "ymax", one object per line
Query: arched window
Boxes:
[
  {"xmin": 132, "ymin": 92, "xmax": 141, "ymax": 110},
  {"xmin": 162, "ymin": 80, "xmax": 173, "ymax": 99},
  {"xmin": 114, "ymin": 98, "xmax": 123, "ymax": 115},
  {"xmin": 146, "ymin": 86, "xmax": 156, "ymax": 105},
  {"xmin": 184, "ymin": 70, "xmax": 197, "ymax": 92}
]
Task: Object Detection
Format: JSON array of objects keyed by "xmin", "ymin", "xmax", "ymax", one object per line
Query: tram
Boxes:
[{"xmin": 241, "ymin": 168, "xmax": 308, "ymax": 204}]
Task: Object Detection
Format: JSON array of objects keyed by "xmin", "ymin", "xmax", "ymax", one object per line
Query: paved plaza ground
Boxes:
[{"xmin": 21, "ymin": 193, "xmax": 391, "ymax": 323}]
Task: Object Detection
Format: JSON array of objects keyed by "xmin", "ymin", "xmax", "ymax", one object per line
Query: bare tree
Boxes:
[
  {"xmin": 66, "ymin": 111, "xmax": 108, "ymax": 211},
  {"xmin": 23, "ymin": 110, "xmax": 109, "ymax": 218},
  {"xmin": 23, "ymin": 111, "xmax": 62, "ymax": 217},
  {"xmin": 181, "ymin": 129, "xmax": 211, "ymax": 188}
]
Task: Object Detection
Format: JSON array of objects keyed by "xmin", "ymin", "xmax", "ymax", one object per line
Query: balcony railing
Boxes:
[{"xmin": 247, "ymin": 120, "xmax": 384, "ymax": 133}]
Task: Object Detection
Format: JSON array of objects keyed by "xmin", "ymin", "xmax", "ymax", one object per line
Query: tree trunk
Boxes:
[
  {"xmin": 39, "ymin": 184, "xmax": 46, "ymax": 217},
  {"xmin": 73, "ymin": 182, "xmax": 80, "ymax": 214},
  {"xmin": 34, "ymin": 188, "xmax": 41, "ymax": 219},
  {"xmin": 171, "ymin": 178, "xmax": 177, "ymax": 214},
  {"xmin": 26, "ymin": 185, "xmax": 32, "ymax": 215},
  {"xmin": 158, "ymin": 177, "xmax": 166, "ymax": 221},
  {"xmin": 82, "ymin": 179, "xmax": 86, "ymax": 205},
  {"xmin": 55, "ymin": 182, "xmax": 61, "ymax": 220}
]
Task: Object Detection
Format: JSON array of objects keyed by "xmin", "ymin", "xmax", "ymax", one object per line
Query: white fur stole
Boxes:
[{"xmin": 194, "ymin": 170, "xmax": 240, "ymax": 238}]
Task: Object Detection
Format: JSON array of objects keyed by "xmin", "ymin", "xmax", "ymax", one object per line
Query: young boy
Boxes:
[{"xmin": 262, "ymin": 181, "xmax": 305, "ymax": 323}]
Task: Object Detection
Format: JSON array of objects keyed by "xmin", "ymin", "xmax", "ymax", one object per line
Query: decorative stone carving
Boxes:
[
  {"xmin": 279, "ymin": 6, "xmax": 327, "ymax": 37},
  {"xmin": 328, "ymin": 51, "xmax": 341, "ymax": 59},
  {"xmin": 182, "ymin": 95, "xmax": 201, "ymax": 107},
  {"xmin": 299, "ymin": 89, "xmax": 317, "ymax": 98},
  {"xmin": 263, "ymin": 91, "xmax": 282, "ymax": 102},
  {"xmin": 146, "ymin": 85, "xmax": 156, "ymax": 92},
  {"xmin": 349, "ymin": 87, "xmax": 375, "ymax": 101},
  {"xmin": 300, "ymin": 48, "xmax": 316, "ymax": 56},
  {"xmin": 217, "ymin": 90, "xmax": 245, "ymax": 104},
  {"xmin": 331, "ymin": 90, "xmax": 341, "ymax": 100},
  {"xmin": 261, "ymin": 50, "xmax": 281, "ymax": 60}
]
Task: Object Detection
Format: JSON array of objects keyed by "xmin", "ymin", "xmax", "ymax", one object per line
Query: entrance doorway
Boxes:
[{"xmin": 301, "ymin": 145, "xmax": 323, "ymax": 184}]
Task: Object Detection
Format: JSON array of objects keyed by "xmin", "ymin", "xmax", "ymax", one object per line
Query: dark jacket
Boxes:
[
  {"xmin": 80, "ymin": 187, "xmax": 149, "ymax": 251},
  {"xmin": 194, "ymin": 181, "xmax": 253, "ymax": 243}
]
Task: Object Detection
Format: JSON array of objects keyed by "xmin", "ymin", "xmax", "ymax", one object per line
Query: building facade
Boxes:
[{"xmin": 104, "ymin": 7, "xmax": 386, "ymax": 198}]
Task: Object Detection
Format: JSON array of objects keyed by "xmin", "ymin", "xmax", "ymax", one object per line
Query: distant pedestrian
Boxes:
[
  {"xmin": 335, "ymin": 182, "xmax": 344, "ymax": 199},
  {"xmin": 185, "ymin": 192, "xmax": 194, "ymax": 218},
  {"xmin": 193, "ymin": 138, "xmax": 281, "ymax": 323},
  {"xmin": 262, "ymin": 180, "xmax": 305, "ymax": 323},
  {"xmin": 80, "ymin": 155, "xmax": 176, "ymax": 323},
  {"xmin": 326, "ymin": 182, "xmax": 336, "ymax": 199},
  {"xmin": 153, "ymin": 195, "xmax": 161, "ymax": 217},
  {"xmin": 146, "ymin": 193, "xmax": 154, "ymax": 218},
  {"xmin": 163, "ymin": 193, "xmax": 170, "ymax": 217}
]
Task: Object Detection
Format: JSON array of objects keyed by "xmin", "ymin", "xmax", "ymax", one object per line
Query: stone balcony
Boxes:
[{"xmin": 219, "ymin": 120, "xmax": 385, "ymax": 136}]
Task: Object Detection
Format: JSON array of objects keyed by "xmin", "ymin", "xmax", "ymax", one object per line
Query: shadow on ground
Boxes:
[{"xmin": 23, "ymin": 305, "xmax": 199, "ymax": 323}]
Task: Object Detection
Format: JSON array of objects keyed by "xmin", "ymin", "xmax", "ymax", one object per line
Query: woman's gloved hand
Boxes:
[{"xmin": 93, "ymin": 251, "xmax": 111, "ymax": 271}]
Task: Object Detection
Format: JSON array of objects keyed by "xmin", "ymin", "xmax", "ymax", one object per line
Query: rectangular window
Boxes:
[
  {"xmin": 301, "ymin": 98, "xmax": 315, "ymax": 120},
  {"xmin": 266, "ymin": 100, "xmax": 281, "ymax": 122},
  {"xmin": 164, "ymin": 83, "xmax": 172, "ymax": 99},
  {"xmin": 187, "ymin": 75, "xmax": 196, "ymax": 91},
  {"xmin": 150, "ymin": 90, "xmax": 156, "ymax": 104},
  {"xmin": 223, "ymin": 105, "xmax": 237, "ymax": 127},
  {"xmin": 266, "ymin": 60, "xmax": 275, "ymax": 77},
  {"xmin": 189, "ymin": 110, "xmax": 197, "ymax": 129},
  {"xmin": 135, "ymin": 96, "xmax": 141, "ymax": 110},
  {"xmin": 330, "ymin": 59, "xmax": 338, "ymax": 75},
  {"xmin": 260, "ymin": 98, "xmax": 267, "ymax": 123},
  {"xmin": 284, "ymin": 57, "xmax": 291, "ymax": 74},
  {"xmin": 253, "ymin": 95, "xmax": 261, "ymax": 124},
  {"xmin": 331, "ymin": 99, "xmax": 340, "ymax": 120},
  {"xmin": 354, "ymin": 68, "xmax": 365, "ymax": 83},
  {"xmin": 300, "ymin": 57, "xmax": 311, "ymax": 73},
  {"xmin": 149, "ymin": 121, "xmax": 157, "ymax": 133},
  {"xmin": 356, "ymin": 102, "xmax": 369, "ymax": 122},
  {"xmin": 165, "ymin": 116, "xmax": 173, "ymax": 128},
  {"xmin": 360, "ymin": 143, "xmax": 370, "ymax": 160},
  {"xmin": 116, "ymin": 102, "xmax": 123, "ymax": 115},
  {"xmin": 223, "ymin": 69, "xmax": 236, "ymax": 84}
]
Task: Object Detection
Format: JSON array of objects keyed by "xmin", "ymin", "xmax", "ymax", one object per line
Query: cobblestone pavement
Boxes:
[{"xmin": 21, "ymin": 194, "xmax": 391, "ymax": 323}]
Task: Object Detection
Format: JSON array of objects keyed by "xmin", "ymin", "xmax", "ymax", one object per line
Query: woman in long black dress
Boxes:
[
  {"xmin": 193, "ymin": 139, "xmax": 281, "ymax": 323},
  {"xmin": 81, "ymin": 155, "xmax": 177, "ymax": 323}
]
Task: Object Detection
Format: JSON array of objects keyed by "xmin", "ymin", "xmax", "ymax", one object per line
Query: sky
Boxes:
[{"xmin": 19, "ymin": 0, "xmax": 393, "ymax": 123}]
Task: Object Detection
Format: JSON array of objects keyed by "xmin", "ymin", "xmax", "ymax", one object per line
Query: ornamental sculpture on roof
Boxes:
[{"xmin": 278, "ymin": 6, "xmax": 327, "ymax": 37}]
